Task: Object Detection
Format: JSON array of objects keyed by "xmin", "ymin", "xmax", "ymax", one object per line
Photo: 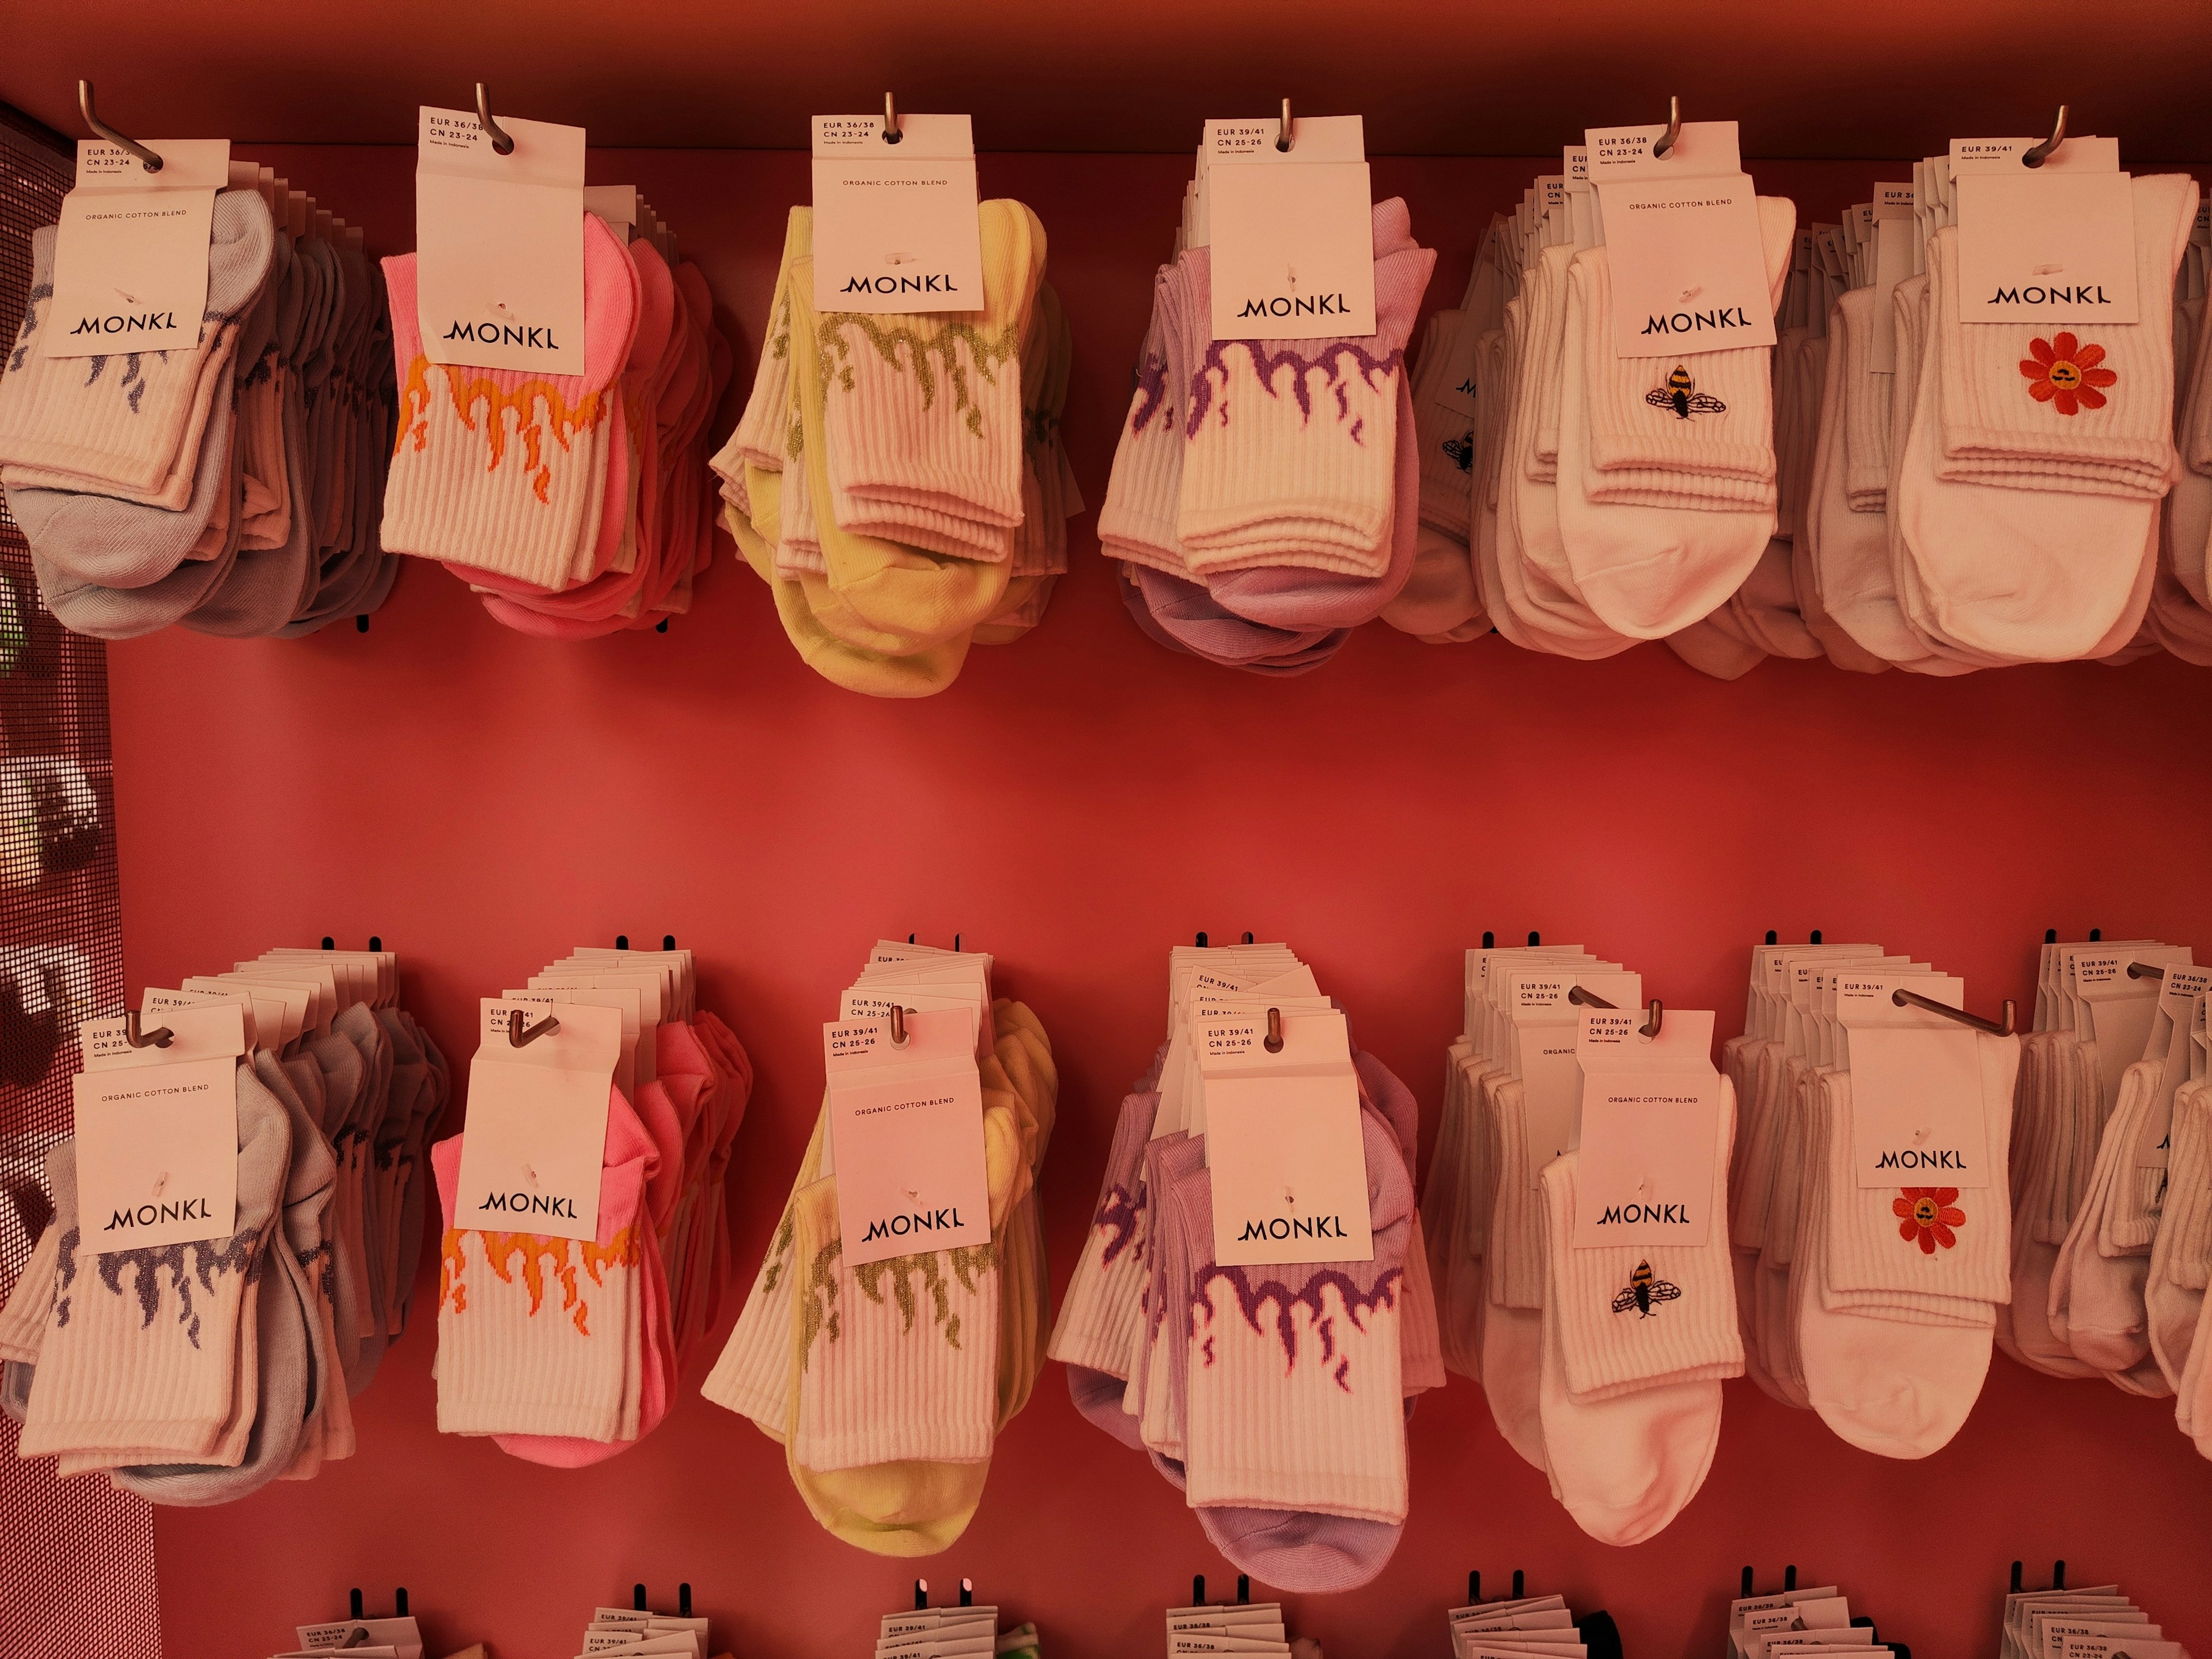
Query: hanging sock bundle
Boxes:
[
  {"xmin": 1446, "ymin": 1582, "xmax": 1622, "ymax": 1659},
  {"xmin": 1802, "ymin": 162, "xmax": 2204, "ymax": 669},
  {"xmin": 430, "ymin": 947, "xmax": 749, "ymax": 1462},
  {"xmin": 713, "ymin": 203, "xmax": 1078, "ymax": 697},
  {"xmin": 380, "ymin": 203, "xmax": 732, "ymax": 637},
  {"xmin": 702, "ymin": 940, "xmax": 1055, "ymax": 1554},
  {"xmin": 1999, "ymin": 1573, "xmax": 2190, "ymax": 1659},
  {"xmin": 570, "ymin": 1592, "xmax": 729, "ymax": 1659},
  {"xmin": 1391, "ymin": 215, "xmax": 1502, "ymax": 644},
  {"xmin": 0, "ymin": 168, "xmax": 400, "ymax": 639},
  {"xmin": 0, "ymin": 946, "xmax": 444, "ymax": 1501},
  {"xmin": 1997, "ymin": 936, "xmax": 2212, "ymax": 1425},
  {"xmin": 1722, "ymin": 940, "xmax": 2018, "ymax": 1459},
  {"xmin": 1101, "ymin": 200, "xmax": 1435, "ymax": 675},
  {"xmin": 1425, "ymin": 941, "xmax": 1736, "ymax": 1545},
  {"xmin": 2148, "ymin": 221, "xmax": 2212, "ymax": 662},
  {"xmin": 1048, "ymin": 941, "xmax": 1441, "ymax": 1590}
]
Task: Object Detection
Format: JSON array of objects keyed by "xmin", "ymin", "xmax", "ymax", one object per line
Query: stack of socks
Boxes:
[
  {"xmin": 382, "ymin": 203, "xmax": 732, "ymax": 638},
  {"xmin": 1723, "ymin": 937, "xmax": 2019, "ymax": 1456},
  {"xmin": 877, "ymin": 1588, "xmax": 1033, "ymax": 1659},
  {"xmin": 1391, "ymin": 214, "xmax": 1504, "ymax": 643},
  {"xmin": 1668, "ymin": 226, "xmax": 1839, "ymax": 680},
  {"xmin": 1168, "ymin": 1591, "xmax": 1317, "ymax": 1659},
  {"xmin": 1101, "ymin": 199, "xmax": 1435, "ymax": 675},
  {"xmin": 1426, "ymin": 937, "xmax": 1738, "ymax": 1539},
  {"xmin": 1726, "ymin": 1579, "xmax": 1902, "ymax": 1659},
  {"xmin": 432, "ymin": 945, "xmax": 750, "ymax": 1463},
  {"xmin": 1046, "ymin": 940, "xmax": 1442, "ymax": 1590},
  {"xmin": 2001, "ymin": 1571, "xmax": 2189, "ymax": 1659},
  {"xmin": 1812, "ymin": 154, "xmax": 2202, "ymax": 669},
  {"xmin": 2149, "ymin": 218, "xmax": 2212, "ymax": 663},
  {"xmin": 702, "ymin": 939, "xmax": 1055, "ymax": 1554},
  {"xmin": 2000, "ymin": 936, "xmax": 2198, "ymax": 1402},
  {"xmin": 1450, "ymin": 1582, "xmax": 1620, "ymax": 1659},
  {"xmin": 573, "ymin": 1590, "xmax": 726, "ymax": 1659},
  {"xmin": 715, "ymin": 202, "xmax": 1078, "ymax": 697},
  {"xmin": 0, "ymin": 166, "xmax": 401, "ymax": 639},
  {"xmin": 0, "ymin": 944, "xmax": 445, "ymax": 1501},
  {"xmin": 274, "ymin": 1601, "xmax": 427, "ymax": 1659},
  {"xmin": 2157, "ymin": 1016, "xmax": 2212, "ymax": 1458}
]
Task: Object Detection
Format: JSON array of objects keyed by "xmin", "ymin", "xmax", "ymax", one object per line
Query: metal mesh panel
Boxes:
[{"xmin": 0, "ymin": 104, "xmax": 161, "ymax": 1659}]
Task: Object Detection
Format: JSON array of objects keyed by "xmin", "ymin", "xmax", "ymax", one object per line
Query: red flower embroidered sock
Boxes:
[{"xmin": 1798, "ymin": 1041, "xmax": 2017, "ymax": 1459}]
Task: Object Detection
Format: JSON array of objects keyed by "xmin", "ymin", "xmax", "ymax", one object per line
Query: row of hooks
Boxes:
[
  {"xmin": 913, "ymin": 1577, "xmax": 976, "ymax": 1609},
  {"xmin": 76, "ymin": 82, "xmax": 2070, "ymax": 176}
]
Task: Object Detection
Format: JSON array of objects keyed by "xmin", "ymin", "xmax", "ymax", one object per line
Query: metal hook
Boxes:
[
  {"xmin": 913, "ymin": 1578, "xmax": 928, "ymax": 1611},
  {"xmin": 78, "ymin": 81, "xmax": 162, "ymax": 173},
  {"xmin": 2127, "ymin": 960, "xmax": 2167, "ymax": 980},
  {"xmin": 1277, "ymin": 98, "xmax": 1293, "ymax": 154},
  {"xmin": 889, "ymin": 1004, "xmax": 910, "ymax": 1047},
  {"xmin": 507, "ymin": 1008, "xmax": 560, "ymax": 1047},
  {"xmin": 1653, "ymin": 94, "xmax": 1681, "ymax": 161},
  {"xmin": 959, "ymin": 1579, "xmax": 974, "ymax": 1609},
  {"xmin": 882, "ymin": 92, "xmax": 903, "ymax": 146},
  {"xmin": 1264, "ymin": 1007, "xmax": 1284, "ymax": 1053},
  {"xmin": 125, "ymin": 1010, "xmax": 172, "ymax": 1049},
  {"xmin": 1566, "ymin": 985, "xmax": 1615, "ymax": 1010},
  {"xmin": 2021, "ymin": 105, "xmax": 2068, "ymax": 169},
  {"xmin": 1891, "ymin": 987, "xmax": 2016, "ymax": 1037},
  {"xmin": 475, "ymin": 83, "xmax": 516, "ymax": 156},
  {"xmin": 1642, "ymin": 998, "xmax": 1665, "ymax": 1040}
]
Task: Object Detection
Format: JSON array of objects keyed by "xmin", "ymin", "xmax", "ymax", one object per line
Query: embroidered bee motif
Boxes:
[
  {"xmin": 1645, "ymin": 365, "xmax": 1726, "ymax": 421},
  {"xmin": 1611, "ymin": 1259, "xmax": 1681, "ymax": 1318},
  {"xmin": 1441, "ymin": 432, "xmax": 1474, "ymax": 472}
]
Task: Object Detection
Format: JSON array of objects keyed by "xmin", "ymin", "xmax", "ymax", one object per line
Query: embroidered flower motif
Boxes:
[
  {"xmin": 2019, "ymin": 333, "xmax": 2115, "ymax": 415},
  {"xmin": 1894, "ymin": 1187, "xmax": 1965, "ymax": 1253}
]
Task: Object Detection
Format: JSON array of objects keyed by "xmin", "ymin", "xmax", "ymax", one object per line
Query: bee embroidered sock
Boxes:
[
  {"xmin": 1387, "ymin": 307, "xmax": 1484, "ymax": 639},
  {"xmin": 1535, "ymin": 1147, "xmax": 1728, "ymax": 1547}
]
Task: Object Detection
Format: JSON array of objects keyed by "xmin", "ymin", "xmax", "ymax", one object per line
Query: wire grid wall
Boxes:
[{"xmin": 0, "ymin": 105, "xmax": 160, "ymax": 1659}]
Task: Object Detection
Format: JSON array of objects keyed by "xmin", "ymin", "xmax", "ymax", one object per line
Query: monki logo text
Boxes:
[
  {"xmin": 478, "ymin": 1190, "xmax": 578, "ymax": 1219},
  {"xmin": 1240, "ymin": 293, "xmax": 1351, "ymax": 320},
  {"xmin": 443, "ymin": 320, "xmax": 562, "ymax": 350},
  {"xmin": 843, "ymin": 274, "xmax": 960, "ymax": 296},
  {"xmin": 70, "ymin": 311, "xmax": 179, "ymax": 337},
  {"xmin": 1986, "ymin": 284, "xmax": 2114, "ymax": 306},
  {"xmin": 1876, "ymin": 1147, "xmax": 1968, "ymax": 1171},
  {"xmin": 862, "ymin": 1206, "xmax": 965, "ymax": 1243},
  {"xmin": 104, "ymin": 1198, "xmax": 212, "ymax": 1232},
  {"xmin": 1238, "ymin": 1214, "xmax": 1350, "ymax": 1243},
  {"xmin": 1597, "ymin": 1202, "xmax": 1691, "ymax": 1225},
  {"xmin": 1642, "ymin": 306, "xmax": 1753, "ymax": 337}
]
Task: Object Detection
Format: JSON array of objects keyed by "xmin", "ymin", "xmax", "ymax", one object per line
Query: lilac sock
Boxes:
[{"xmin": 1052, "ymin": 1092, "xmax": 1160, "ymax": 1449}]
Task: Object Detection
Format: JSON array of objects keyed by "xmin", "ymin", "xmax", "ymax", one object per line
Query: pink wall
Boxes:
[{"xmin": 104, "ymin": 149, "xmax": 2212, "ymax": 1658}]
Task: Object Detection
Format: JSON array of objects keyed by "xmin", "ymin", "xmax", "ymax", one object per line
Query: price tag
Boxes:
[
  {"xmin": 1952, "ymin": 135, "xmax": 2138, "ymax": 326},
  {"xmin": 1205, "ymin": 115, "xmax": 1376, "ymax": 342},
  {"xmin": 810, "ymin": 114, "xmax": 983, "ymax": 315},
  {"xmin": 73, "ymin": 1006, "xmax": 245, "ymax": 1254},
  {"xmin": 1571, "ymin": 1009, "xmax": 1721, "ymax": 1247},
  {"xmin": 415, "ymin": 105, "xmax": 586, "ymax": 373},
  {"xmin": 1585, "ymin": 119, "xmax": 1776, "ymax": 358},
  {"xmin": 1202, "ymin": 1009, "xmax": 1373, "ymax": 1266},
  {"xmin": 46, "ymin": 138, "xmax": 231, "ymax": 360},
  {"xmin": 451, "ymin": 999, "xmax": 619, "ymax": 1241},
  {"xmin": 824, "ymin": 1007, "xmax": 990, "ymax": 1266}
]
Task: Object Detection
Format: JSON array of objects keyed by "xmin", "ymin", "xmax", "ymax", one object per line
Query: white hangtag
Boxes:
[
  {"xmin": 1201, "ymin": 1008, "xmax": 1374, "ymax": 1266},
  {"xmin": 1205, "ymin": 115, "xmax": 1376, "ymax": 341},
  {"xmin": 72, "ymin": 1006, "xmax": 244, "ymax": 1254},
  {"xmin": 824, "ymin": 1009, "xmax": 990, "ymax": 1266},
  {"xmin": 415, "ymin": 105, "xmax": 586, "ymax": 373},
  {"xmin": 1834, "ymin": 975, "xmax": 1990, "ymax": 1188},
  {"xmin": 810, "ymin": 114, "xmax": 982, "ymax": 315},
  {"xmin": 1950, "ymin": 136, "xmax": 2137, "ymax": 326},
  {"xmin": 1571, "ymin": 1009, "xmax": 1721, "ymax": 1247},
  {"xmin": 450, "ymin": 999, "xmax": 619, "ymax": 1241},
  {"xmin": 1585, "ymin": 119, "xmax": 1776, "ymax": 358},
  {"xmin": 45, "ymin": 138, "xmax": 230, "ymax": 361}
]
